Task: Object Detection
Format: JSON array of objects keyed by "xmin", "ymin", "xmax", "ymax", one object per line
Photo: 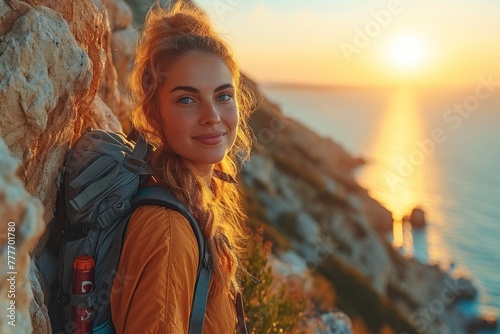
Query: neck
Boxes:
[{"xmin": 186, "ymin": 161, "xmax": 214, "ymax": 186}]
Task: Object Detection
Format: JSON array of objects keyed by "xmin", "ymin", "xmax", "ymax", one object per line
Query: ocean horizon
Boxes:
[{"xmin": 261, "ymin": 82, "xmax": 500, "ymax": 329}]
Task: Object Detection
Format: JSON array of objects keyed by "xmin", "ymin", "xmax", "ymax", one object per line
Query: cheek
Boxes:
[
  {"xmin": 160, "ymin": 112, "xmax": 185, "ymax": 147},
  {"xmin": 228, "ymin": 110, "xmax": 239, "ymax": 146},
  {"xmin": 228, "ymin": 107, "xmax": 239, "ymax": 131},
  {"xmin": 161, "ymin": 107, "xmax": 188, "ymax": 131}
]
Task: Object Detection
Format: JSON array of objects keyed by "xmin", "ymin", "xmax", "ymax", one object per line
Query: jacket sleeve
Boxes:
[{"xmin": 110, "ymin": 205, "xmax": 199, "ymax": 334}]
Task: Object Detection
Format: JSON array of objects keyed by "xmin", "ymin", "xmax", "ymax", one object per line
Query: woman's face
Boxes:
[{"xmin": 158, "ymin": 51, "xmax": 239, "ymax": 174}]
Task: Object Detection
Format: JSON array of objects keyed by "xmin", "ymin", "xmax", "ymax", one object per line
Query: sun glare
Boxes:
[{"xmin": 390, "ymin": 35, "xmax": 425, "ymax": 69}]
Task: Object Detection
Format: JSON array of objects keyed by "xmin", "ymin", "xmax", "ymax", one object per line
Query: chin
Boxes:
[{"xmin": 193, "ymin": 155, "xmax": 226, "ymax": 166}]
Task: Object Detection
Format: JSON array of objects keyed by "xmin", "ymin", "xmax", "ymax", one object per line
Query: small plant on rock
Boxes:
[{"xmin": 240, "ymin": 227, "xmax": 307, "ymax": 333}]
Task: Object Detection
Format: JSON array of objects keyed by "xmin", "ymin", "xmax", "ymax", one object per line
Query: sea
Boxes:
[{"xmin": 261, "ymin": 82, "xmax": 500, "ymax": 331}]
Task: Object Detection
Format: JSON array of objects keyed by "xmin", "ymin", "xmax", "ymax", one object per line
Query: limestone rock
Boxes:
[
  {"xmin": 0, "ymin": 0, "xmax": 32, "ymax": 36},
  {"xmin": 125, "ymin": 0, "xmax": 181, "ymax": 27},
  {"xmin": 111, "ymin": 27, "xmax": 138, "ymax": 91},
  {"xmin": 110, "ymin": 27, "xmax": 139, "ymax": 132},
  {"xmin": 269, "ymin": 254, "xmax": 352, "ymax": 334},
  {"xmin": 94, "ymin": 0, "xmax": 123, "ymax": 124},
  {"xmin": 0, "ymin": 3, "xmax": 94, "ymax": 229},
  {"xmin": 83, "ymin": 95, "xmax": 122, "ymax": 132},
  {"xmin": 0, "ymin": 1, "xmax": 112, "ymax": 332},
  {"xmin": 317, "ymin": 312, "xmax": 353, "ymax": 334},
  {"xmin": 0, "ymin": 139, "xmax": 44, "ymax": 333},
  {"xmin": 242, "ymin": 154, "xmax": 277, "ymax": 193},
  {"xmin": 101, "ymin": 0, "xmax": 132, "ymax": 31},
  {"xmin": 260, "ymin": 196, "xmax": 295, "ymax": 229},
  {"xmin": 274, "ymin": 250, "xmax": 308, "ymax": 276},
  {"xmin": 23, "ymin": 0, "xmax": 106, "ymax": 125},
  {"xmin": 295, "ymin": 212, "xmax": 320, "ymax": 246},
  {"xmin": 359, "ymin": 192, "xmax": 394, "ymax": 233}
]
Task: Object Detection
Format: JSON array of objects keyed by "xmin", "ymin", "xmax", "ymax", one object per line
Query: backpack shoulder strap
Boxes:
[{"xmin": 132, "ymin": 186, "xmax": 212, "ymax": 334}]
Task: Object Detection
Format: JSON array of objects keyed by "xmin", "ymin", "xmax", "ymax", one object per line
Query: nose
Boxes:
[{"xmin": 199, "ymin": 101, "xmax": 221, "ymax": 125}]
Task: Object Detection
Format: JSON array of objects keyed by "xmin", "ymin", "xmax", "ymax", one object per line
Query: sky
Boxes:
[{"xmin": 194, "ymin": 0, "xmax": 500, "ymax": 87}]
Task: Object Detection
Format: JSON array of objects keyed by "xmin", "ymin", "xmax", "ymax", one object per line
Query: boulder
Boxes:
[
  {"xmin": 95, "ymin": 0, "xmax": 123, "ymax": 123},
  {"xmin": 111, "ymin": 27, "xmax": 138, "ymax": 91},
  {"xmin": 317, "ymin": 312, "xmax": 353, "ymax": 334},
  {"xmin": 23, "ymin": 0, "xmax": 107, "ymax": 122},
  {"xmin": 84, "ymin": 95, "xmax": 122, "ymax": 132},
  {"xmin": 103, "ymin": 2, "xmax": 139, "ymax": 134},
  {"xmin": 295, "ymin": 212, "xmax": 321, "ymax": 246},
  {"xmin": 101, "ymin": 0, "xmax": 132, "ymax": 31}
]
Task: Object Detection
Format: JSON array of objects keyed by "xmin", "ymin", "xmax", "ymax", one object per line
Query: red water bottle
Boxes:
[{"xmin": 72, "ymin": 255, "xmax": 94, "ymax": 334}]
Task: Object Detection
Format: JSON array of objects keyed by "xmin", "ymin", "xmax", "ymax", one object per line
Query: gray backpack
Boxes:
[{"xmin": 48, "ymin": 129, "xmax": 212, "ymax": 334}]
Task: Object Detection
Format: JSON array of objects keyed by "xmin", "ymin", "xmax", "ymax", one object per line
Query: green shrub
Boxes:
[{"xmin": 240, "ymin": 227, "xmax": 307, "ymax": 334}]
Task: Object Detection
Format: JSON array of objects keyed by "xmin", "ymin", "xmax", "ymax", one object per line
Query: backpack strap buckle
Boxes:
[
  {"xmin": 124, "ymin": 133, "xmax": 154, "ymax": 175},
  {"xmin": 203, "ymin": 252, "xmax": 212, "ymax": 270},
  {"xmin": 124, "ymin": 156, "xmax": 143, "ymax": 171},
  {"xmin": 124, "ymin": 156, "xmax": 151, "ymax": 175},
  {"xmin": 97, "ymin": 199, "xmax": 132, "ymax": 229}
]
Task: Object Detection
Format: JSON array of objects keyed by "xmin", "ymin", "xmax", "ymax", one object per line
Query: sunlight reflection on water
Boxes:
[
  {"xmin": 355, "ymin": 88, "xmax": 451, "ymax": 266},
  {"xmin": 262, "ymin": 84, "xmax": 500, "ymax": 318}
]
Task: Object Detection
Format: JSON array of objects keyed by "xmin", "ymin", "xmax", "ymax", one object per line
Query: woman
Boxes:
[{"xmin": 110, "ymin": 2, "xmax": 253, "ymax": 333}]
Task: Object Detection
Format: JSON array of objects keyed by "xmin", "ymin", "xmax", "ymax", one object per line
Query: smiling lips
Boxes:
[{"xmin": 192, "ymin": 132, "xmax": 226, "ymax": 145}]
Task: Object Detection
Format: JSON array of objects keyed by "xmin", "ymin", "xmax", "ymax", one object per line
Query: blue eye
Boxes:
[
  {"xmin": 216, "ymin": 93, "xmax": 233, "ymax": 102},
  {"xmin": 178, "ymin": 97, "xmax": 194, "ymax": 104}
]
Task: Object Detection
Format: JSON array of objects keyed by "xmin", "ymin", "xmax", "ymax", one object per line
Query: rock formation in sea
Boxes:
[
  {"xmin": 408, "ymin": 207, "xmax": 427, "ymax": 229},
  {"xmin": 0, "ymin": 0, "xmax": 491, "ymax": 333}
]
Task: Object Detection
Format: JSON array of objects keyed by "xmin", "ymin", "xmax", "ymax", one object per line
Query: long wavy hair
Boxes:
[{"xmin": 129, "ymin": 1, "xmax": 253, "ymax": 293}]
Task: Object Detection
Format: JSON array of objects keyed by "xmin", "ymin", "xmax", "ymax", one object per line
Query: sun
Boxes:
[{"xmin": 390, "ymin": 35, "xmax": 425, "ymax": 69}]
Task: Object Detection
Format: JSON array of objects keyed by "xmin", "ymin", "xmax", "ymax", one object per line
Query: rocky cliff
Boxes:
[
  {"xmin": 241, "ymin": 77, "xmax": 483, "ymax": 333},
  {"xmin": 0, "ymin": 0, "xmax": 132, "ymax": 332},
  {"xmin": 0, "ymin": 0, "xmax": 484, "ymax": 333}
]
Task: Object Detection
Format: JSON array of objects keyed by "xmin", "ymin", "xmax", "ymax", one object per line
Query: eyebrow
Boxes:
[{"xmin": 169, "ymin": 83, "xmax": 234, "ymax": 94}]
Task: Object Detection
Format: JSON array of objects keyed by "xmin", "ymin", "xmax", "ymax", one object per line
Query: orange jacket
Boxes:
[{"xmin": 110, "ymin": 205, "xmax": 237, "ymax": 333}]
